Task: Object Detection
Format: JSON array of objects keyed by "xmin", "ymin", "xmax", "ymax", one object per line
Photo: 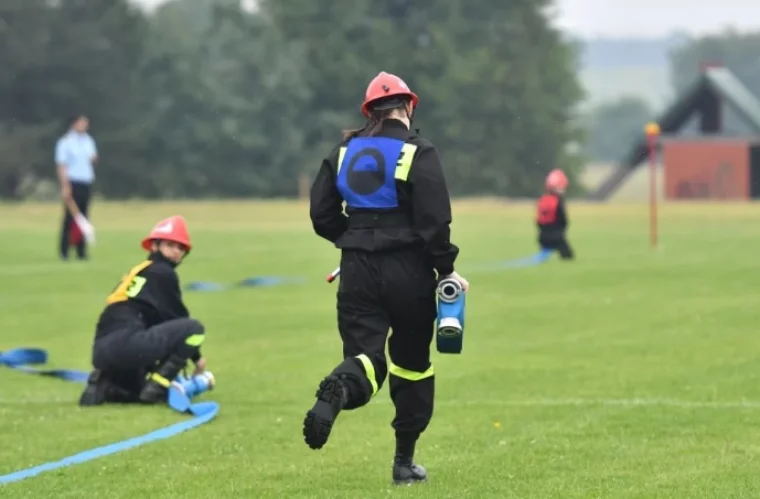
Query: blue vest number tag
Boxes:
[{"xmin": 336, "ymin": 137, "xmax": 406, "ymax": 209}]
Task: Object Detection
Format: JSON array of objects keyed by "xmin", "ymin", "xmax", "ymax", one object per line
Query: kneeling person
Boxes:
[{"xmin": 79, "ymin": 215, "xmax": 207, "ymax": 406}]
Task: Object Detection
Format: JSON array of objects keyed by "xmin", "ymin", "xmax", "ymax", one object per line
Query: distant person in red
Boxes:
[{"xmin": 536, "ymin": 169, "xmax": 574, "ymax": 260}]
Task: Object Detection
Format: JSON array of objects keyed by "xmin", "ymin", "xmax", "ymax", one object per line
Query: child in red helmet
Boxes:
[
  {"xmin": 79, "ymin": 215, "xmax": 208, "ymax": 406},
  {"xmin": 536, "ymin": 169, "xmax": 574, "ymax": 260}
]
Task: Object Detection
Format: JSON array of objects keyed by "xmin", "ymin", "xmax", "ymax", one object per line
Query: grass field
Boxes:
[
  {"xmin": 582, "ymin": 163, "xmax": 665, "ymax": 202},
  {"xmin": 1, "ymin": 200, "xmax": 760, "ymax": 498}
]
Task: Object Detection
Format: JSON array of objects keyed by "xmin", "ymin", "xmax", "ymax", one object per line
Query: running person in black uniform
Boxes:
[
  {"xmin": 79, "ymin": 215, "xmax": 208, "ymax": 406},
  {"xmin": 305, "ymin": 71, "xmax": 468, "ymax": 485},
  {"xmin": 536, "ymin": 168, "xmax": 574, "ymax": 259}
]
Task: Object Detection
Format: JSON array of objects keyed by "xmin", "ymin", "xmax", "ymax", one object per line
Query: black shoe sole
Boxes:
[
  {"xmin": 392, "ymin": 477, "xmax": 428, "ymax": 486},
  {"xmin": 393, "ymin": 464, "xmax": 428, "ymax": 486},
  {"xmin": 303, "ymin": 376, "xmax": 343, "ymax": 450}
]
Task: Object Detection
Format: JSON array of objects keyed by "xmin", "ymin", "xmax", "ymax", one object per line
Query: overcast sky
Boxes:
[
  {"xmin": 553, "ymin": 0, "xmax": 760, "ymax": 37},
  {"xmin": 131, "ymin": 0, "xmax": 760, "ymax": 38}
]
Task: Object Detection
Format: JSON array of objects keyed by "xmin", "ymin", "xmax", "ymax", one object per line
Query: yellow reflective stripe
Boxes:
[
  {"xmin": 355, "ymin": 354, "xmax": 378, "ymax": 396},
  {"xmin": 105, "ymin": 260, "xmax": 153, "ymax": 304},
  {"xmin": 336, "ymin": 146, "xmax": 347, "ymax": 174},
  {"xmin": 149, "ymin": 373, "xmax": 171, "ymax": 388},
  {"xmin": 185, "ymin": 334, "xmax": 205, "ymax": 347},
  {"xmin": 394, "ymin": 143, "xmax": 417, "ymax": 182},
  {"xmin": 389, "ymin": 361, "xmax": 434, "ymax": 381}
]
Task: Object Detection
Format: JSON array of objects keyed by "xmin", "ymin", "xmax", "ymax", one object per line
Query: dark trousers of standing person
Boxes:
[
  {"xmin": 304, "ymin": 248, "xmax": 437, "ymax": 459},
  {"xmin": 60, "ymin": 181, "xmax": 92, "ymax": 260}
]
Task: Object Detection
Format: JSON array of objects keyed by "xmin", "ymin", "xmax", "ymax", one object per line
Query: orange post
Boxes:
[{"xmin": 644, "ymin": 122, "xmax": 660, "ymax": 248}]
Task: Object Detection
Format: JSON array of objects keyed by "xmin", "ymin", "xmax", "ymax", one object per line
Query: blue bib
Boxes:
[{"xmin": 336, "ymin": 137, "xmax": 416, "ymax": 209}]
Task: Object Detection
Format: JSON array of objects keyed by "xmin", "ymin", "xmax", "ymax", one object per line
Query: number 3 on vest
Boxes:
[
  {"xmin": 126, "ymin": 276, "xmax": 147, "ymax": 297},
  {"xmin": 106, "ymin": 275, "xmax": 147, "ymax": 304}
]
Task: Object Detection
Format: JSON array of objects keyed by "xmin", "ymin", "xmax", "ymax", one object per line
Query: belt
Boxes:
[{"xmin": 347, "ymin": 212, "xmax": 411, "ymax": 229}]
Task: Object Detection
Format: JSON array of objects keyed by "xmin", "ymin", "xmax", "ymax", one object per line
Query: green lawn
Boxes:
[
  {"xmin": 1, "ymin": 200, "xmax": 759, "ymax": 498},
  {"xmin": 582, "ymin": 163, "xmax": 665, "ymax": 202}
]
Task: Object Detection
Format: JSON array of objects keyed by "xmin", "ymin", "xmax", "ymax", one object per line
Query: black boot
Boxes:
[
  {"xmin": 79, "ymin": 369, "xmax": 140, "ymax": 406},
  {"xmin": 79, "ymin": 369, "xmax": 106, "ymax": 406},
  {"xmin": 303, "ymin": 375, "xmax": 349, "ymax": 450},
  {"xmin": 392, "ymin": 439, "xmax": 427, "ymax": 485},
  {"xmin": 393, "ymin": 457, "xmax": 428, "ymax": 485},
  {"xmin": 139, "ymin": 354, "xmax": 186, "ymax": 404}
]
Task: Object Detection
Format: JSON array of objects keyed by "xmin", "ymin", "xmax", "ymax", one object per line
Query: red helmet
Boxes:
[
  {"xmin": 545, "ymin": 169, "xmax": 569, "ymax": 191},
  {"xmin": 141, "ymin": 215, "xmax": 192, "ymax": 251},
  {"xmin": 361, "ymin": 71, "xmax": 419, "ymax": 118}
]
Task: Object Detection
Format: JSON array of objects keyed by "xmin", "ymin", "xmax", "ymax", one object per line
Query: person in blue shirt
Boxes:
[{"xmin": 55, "ymin": 114, "xmax": 98, "ymax": 260}]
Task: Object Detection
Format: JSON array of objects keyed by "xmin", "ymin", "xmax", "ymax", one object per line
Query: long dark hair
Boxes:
[{"xmin": 342, "ymin": 98, "xmax": 410, "ymax": 141}]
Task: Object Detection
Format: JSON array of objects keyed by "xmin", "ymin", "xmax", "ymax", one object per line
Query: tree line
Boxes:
[
  {"xmin": 6, "ymin": 1, "xmax": 753, "ymax": 199},
  {"xmin": 0, "ymin": 0, "xmax": 585, "ymax": 200}
]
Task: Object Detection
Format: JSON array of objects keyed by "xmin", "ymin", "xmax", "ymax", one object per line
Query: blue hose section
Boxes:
[{"xmin": 0, "ymin": 348, "xmax": 219, "ymax": 486}]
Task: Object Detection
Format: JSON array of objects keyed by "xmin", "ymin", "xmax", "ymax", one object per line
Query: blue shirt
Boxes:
[{"xmin": 55, "ymin": 131, "xmax": 97, "ymax": 184}]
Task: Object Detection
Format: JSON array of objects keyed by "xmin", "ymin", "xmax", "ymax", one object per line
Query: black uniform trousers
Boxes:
[
  {"xmin": 330, "ymin": 248, "xmax": 437, "ymax": 442},
  {"xmin": 60, "ymin": 181, "xmax": 92, "ymax": 260},
  {"xmin": 92, "ymin": 317, "xmax": 204, "ymax": 396},
  {"xmin": 539, "ymin": 231, "xmax": 574, "ymax": 260}
]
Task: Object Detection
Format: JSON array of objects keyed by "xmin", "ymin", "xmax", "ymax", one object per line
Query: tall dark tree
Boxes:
[
  {"xmin": 260, "ymin": 0, "xmax": 585, "ymax": 197},
  {"xmin": 0, "ymin": 0, "xmax": 587, "ymax": 199},
  {"xmin": 0, "ymin": 0, "xmax": 57, "ymax": 197}
]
